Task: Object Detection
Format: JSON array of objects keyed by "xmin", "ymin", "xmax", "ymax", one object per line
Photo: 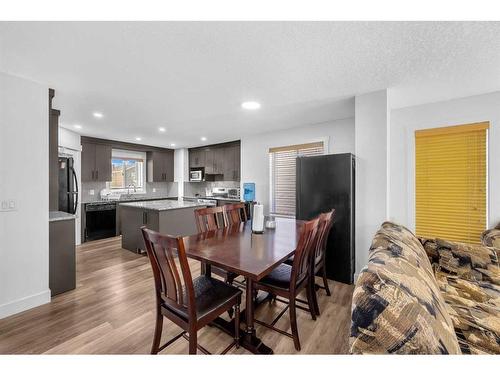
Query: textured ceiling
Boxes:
[{"xmin": 1, "ymin": 21, "xmax": 499, "ymax": 148}]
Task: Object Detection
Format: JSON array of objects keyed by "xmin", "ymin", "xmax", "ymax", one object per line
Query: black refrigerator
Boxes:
[
  {"xmin": 58, "ymin": 157, "xmax": 79, "ymax": 214},
  {"xmin": 296, "ymin": 153, "xmax": 355, "ymax": 284}
]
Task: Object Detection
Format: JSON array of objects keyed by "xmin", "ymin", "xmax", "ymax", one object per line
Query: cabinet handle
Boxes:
[
  {"xmin": 91, "ymin": 170, "xmax": 94, "ymax": 180},
  {"xmin": 96, "ymin": 170, "xmax": 98, "ymax": 180}
]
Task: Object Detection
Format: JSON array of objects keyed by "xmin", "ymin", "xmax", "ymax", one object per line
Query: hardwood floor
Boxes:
[{"xmin": 0, "ymin": 236, "xmax": 354, "ymax": 354}]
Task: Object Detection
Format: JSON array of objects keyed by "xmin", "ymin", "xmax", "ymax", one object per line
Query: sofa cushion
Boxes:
[
  {"xmin": 435, "ymin": 271, "xmax": 500, "ymax": 354},
  {"xmin": 350, "ymin": 222, "xmax": 461, "ymax": 354},
  {"xmin": 481, "ymin": 228, "xmax": 500, "ymax": 250},
  {"xmin": 434, "ymin": 239, "xmax": 499, "ymax": 285}
]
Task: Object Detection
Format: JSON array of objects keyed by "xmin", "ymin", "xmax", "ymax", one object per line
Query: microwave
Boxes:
[{"xmin": 190, "ymin": 169, "xmax": 204, "ymax": 182}]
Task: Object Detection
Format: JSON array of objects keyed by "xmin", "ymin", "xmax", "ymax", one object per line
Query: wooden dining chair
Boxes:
[
  {"xmin": 308, "ymin": 209, "xmax": 335, "ymax": 315},
  {"xmin": 194, "ymin": 206, "xmax": 225, "ymax": 233},
  {"xmin": 223, "ymin": 203, "xmax": 247, "ymax": 226},
  {"xmin": 253, "ymin": 217, "xmax": 320, "ymax": 351},
  {"xmin": 141, "ymin": 227, "xmax": 241, "ymax": 354}
]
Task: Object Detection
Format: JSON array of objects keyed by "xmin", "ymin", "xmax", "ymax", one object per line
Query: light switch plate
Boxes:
[
  {"xmin": 0, "ymin": 199, "xmax": 17, "ymax": 212},
  {"xmin": 89, "ymin": 189, "xmax": 95, "ymax": 195}
]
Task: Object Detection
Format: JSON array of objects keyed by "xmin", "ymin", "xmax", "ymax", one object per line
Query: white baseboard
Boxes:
[{"xmin": 0, "ymin": 289, "xmax": 51, "ymax": 319}]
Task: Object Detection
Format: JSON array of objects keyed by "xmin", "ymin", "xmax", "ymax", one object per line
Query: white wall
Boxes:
[
  {"xmin": 0, "ymin": 72, "xmax": 50, "ymax": 319},
  {"xmin": 390, "ymin": 90, "xmax": 500, "ymax": 230},
  {"xmin": 240, "ymin": 118, "xmax": 355, "ymax": 213},
  {"xmin": 59, "ymin": 127, "xmax": 82, "ymax": 245},
  {"xmin": 354, "ymin": 90, "xmax": 390, "ymax": 276}
]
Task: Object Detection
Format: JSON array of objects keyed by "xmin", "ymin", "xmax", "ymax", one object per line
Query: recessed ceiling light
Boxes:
[
  {"xmin": 241, "ymin": 101, "xmax": 261, "ymax": 110},
  {"xmin": 170, "ymin": 143, "xmax": 176, "ymax": 147},
  {"xmin": 74, "ymin": 124, "xmax": 82, "ymax": 129},
  {"xmin": 201, "ymin": 137, "xmax": 207, "ymax": 141},
  {"xmin": 158, "ymin": 127, "xmax": 166, "ymax": 132},
  {"xmin": 93, "ymin": 112, "xmax": 103, "ymax": 118},
  {"xmin": 135, "ymin": 137, "xmax": 142, "ymax": 141}
]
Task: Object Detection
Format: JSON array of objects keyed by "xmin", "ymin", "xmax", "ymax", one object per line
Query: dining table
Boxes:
[{"xmin": 183, "ymin": 217, "xmax": 304, "ymax": 354}]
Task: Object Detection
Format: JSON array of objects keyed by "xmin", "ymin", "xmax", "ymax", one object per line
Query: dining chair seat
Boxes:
[
  {"xmin": 174, "ymin": 275, "xmax": 241, "ymax": 321},
  {"xmin": 259, "ymin": 264, "xmax": 296, "ymax": 290}
]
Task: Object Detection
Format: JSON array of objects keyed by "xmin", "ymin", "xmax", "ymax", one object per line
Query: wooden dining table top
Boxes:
[{"xmin": 183, "ymin": 217, "xmax": 305, "ymax": 281}]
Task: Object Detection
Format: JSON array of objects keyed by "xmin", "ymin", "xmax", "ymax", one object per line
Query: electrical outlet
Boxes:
[
  {"xmin": 89, "ymin": 189, "xmax": 95, "ymax": 196},
  {"xmin": 0, "ymin": 199, "xmax": 17, "ymax": 212},
  {"xmin": 152, "ymin": 188, "xmax": 156, "ymax": 193}
]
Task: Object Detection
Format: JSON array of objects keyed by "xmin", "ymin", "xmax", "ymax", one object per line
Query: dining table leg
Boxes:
[
  {"xmin": 245, "ymin": 278, "xmax": 256, "ymax": 335},
  {"xmin": 239, "ymin": 276, "xmax": 273, "ymax": 354}
]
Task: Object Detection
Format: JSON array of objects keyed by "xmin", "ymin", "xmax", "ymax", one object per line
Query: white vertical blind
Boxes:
[{"xmin": 269, "ymin": 142, "xmax": 324, "ymax": 217}]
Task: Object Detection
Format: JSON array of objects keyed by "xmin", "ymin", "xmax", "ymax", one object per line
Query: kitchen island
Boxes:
[{"xmin": 119, "ymin": 199, "xmax": 207, "ymax": 253}]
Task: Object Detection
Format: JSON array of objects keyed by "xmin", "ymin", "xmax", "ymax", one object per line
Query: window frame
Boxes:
[
  {"xmin": 269, "ymin": 140, "xmax": 327, "ymax": 218},
  {"xmin": 110, "ymin": 149, "xmax": 147, "ymax": 194}
]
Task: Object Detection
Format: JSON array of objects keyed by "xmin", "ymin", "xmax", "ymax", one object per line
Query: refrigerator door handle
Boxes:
[{"xmin": 71, "ymin": 167, "xmax": 79, "ymax": 215}]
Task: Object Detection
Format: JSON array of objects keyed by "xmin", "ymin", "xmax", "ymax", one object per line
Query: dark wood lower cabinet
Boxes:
[{"xmin": 49, "ymin": 219, "xmax": 76, "ymax": 296}]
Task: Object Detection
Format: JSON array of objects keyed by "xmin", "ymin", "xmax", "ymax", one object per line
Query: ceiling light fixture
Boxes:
[
  {"xmin": 241, "ymin": 101, "xmax": 261, "ymax": 110},
  {"xmin": 170, "ymin": 143, "xmax": 176, "ymax": 147},
  {"xmin": 201, "ymin": 137, "xmax": 207, "ymax": 141},
  {"xmin": 93, "ymin": 112, "xmax": 103, "ymax": 118},
  {"xmin": 158, "ymin": 127, "xmax": 166, "ymax": 132},
  {"xmin": 135, "ymin": 137, "xmax": 142, "ymax": 141},
  {"xmin": 74, "ymin": 124, "xmax": 82, "ymax": 129}
]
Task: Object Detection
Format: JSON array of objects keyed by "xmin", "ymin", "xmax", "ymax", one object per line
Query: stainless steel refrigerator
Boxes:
[
  {"xmin": 58, "ymin": 156, "xmax": 79, "ymax": 214},
  {"xmin": 296, "ymin": 153, "xmax": 355, "ymax": 284}
]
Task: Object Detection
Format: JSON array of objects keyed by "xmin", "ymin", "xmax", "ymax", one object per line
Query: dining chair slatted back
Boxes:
[
  {"xmin": 314, "ymin": 210, "xmax": 335, "ymax": 266},
  {"xmin": 291, "ymin": 217, "xmax": 320, "ymax": 290},
  {"xmin": 194, "ymin": 206, "xmax": 226, "ymax": 233},
  {"xmin": 223, "ymin": 203, "xmax": 247, "ymax": 226},
  {"xmin": 142, "ymin": 227, "xmax": 195, "ymax": 315}
]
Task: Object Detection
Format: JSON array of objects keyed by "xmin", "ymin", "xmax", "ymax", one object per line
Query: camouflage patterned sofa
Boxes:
[{"xmin": 349, "ymin": 222, "xmax": 499, "ymax": 354}]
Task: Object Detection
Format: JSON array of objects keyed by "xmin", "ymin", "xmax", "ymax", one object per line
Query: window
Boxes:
[
  {"xmin": 110, "ymin": 149, "xmax": 146, "ymax": 191},
  {"xmin": 269, "ymin": 141, "xmax": 325, "ymax": 217},
  {"xmin": 415, "ymin": 122, "xmax": 488, "ymax": 244}
]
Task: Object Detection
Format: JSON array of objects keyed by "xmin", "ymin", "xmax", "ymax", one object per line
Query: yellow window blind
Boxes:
[{"xmin": 415, "ymin": 122, "xmax": 488, "ymax": 244}]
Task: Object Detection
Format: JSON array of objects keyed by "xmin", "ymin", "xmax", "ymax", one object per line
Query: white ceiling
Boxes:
[{"xmin": 1, "ymin": 21, "xmax": 499, "ymax": 148}]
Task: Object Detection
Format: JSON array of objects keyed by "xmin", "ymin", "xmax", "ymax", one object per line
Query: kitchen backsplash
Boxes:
[
  {"xmin": 184, "ymin": 181, "xmax": 239, "ymax": 197},
  {"xmin": 81, "ymin": 181, "xmax": 178, "ymax": 203}
]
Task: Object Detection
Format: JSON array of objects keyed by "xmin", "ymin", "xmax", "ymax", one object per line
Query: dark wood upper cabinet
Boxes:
[
  {"xmin": 189, "ymin": 148, "xmax": 205, "ymax": 168},
  {"xmin": 188, "ymin": 141, "xmax": 240, "ymax": 181},
  {"xmin": 81, "ymin": 142, "xmax": 96, "ymax": 182},
  {"xmin": 81, "ymin": 141, "xmax": 112, "ymax": 182},
  {"xmin": 147, "ymin": 150, "xmax": 174, "ymax": 182},
  {"xmin": 204, "ymin": 148, "xmax": 215, "ymax": 174},
  {"xmin": 94, "ymin": 144, "xmax": 112, "ymax": 181}
]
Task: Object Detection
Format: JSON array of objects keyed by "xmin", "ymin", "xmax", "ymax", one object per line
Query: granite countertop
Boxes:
[
  {"xmin": 82, "ymin": 196, "xmax": 176, "ymax": 204},
  {"xmin": 118, "ymin": 199, "xmax": 209, "ymax": 211},
  {"xmin": 49, "ymin": 211, "xmax": 76, "ymax": 222},
  {"xmin": 183, "ymin": 196, "xmax": 241, "ymax": 201}
]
